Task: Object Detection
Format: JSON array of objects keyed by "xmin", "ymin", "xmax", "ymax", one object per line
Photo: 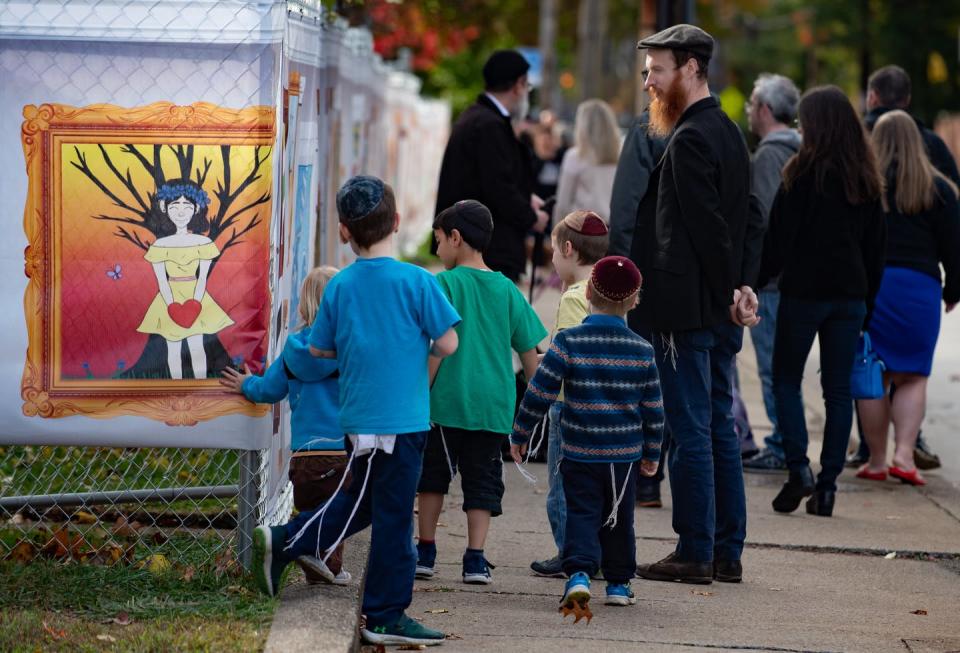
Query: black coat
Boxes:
[
  {"xmin": 435, "ymin": 95, "xmax": 537, "ymax": 279},
  {"xmin": 631, "ymin": 97, "xmax": 753, "ymax": 333}
]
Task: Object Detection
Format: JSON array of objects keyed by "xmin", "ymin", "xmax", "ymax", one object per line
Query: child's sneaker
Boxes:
[
  {"xmin": 604, "ymin": 582, "xmax": 636, "ymax": 606},
  {"xmin": 252, "ymin": 525, "xmax": 291, "ymax": 597},
  {"xmin": 332, "ymin": 569, "xmax": 352, "ymax": 585},
  {"xmin": 416, "ymin": 540, "xmax": 436, "ymax": 579},
  {"xmin": 361, "ymin": 613, "xmax": 446, "ymax": 646},
  {"xmin": 559, "ymin": 571, "xmax": 592, "ymax": 622},
  {"xmin": 297, "ymin": 555, "xmax": 336, "ymax": 584},
  {"xmin": 462, "ymin": 549, "xmax": 495, "ymax": 585}
]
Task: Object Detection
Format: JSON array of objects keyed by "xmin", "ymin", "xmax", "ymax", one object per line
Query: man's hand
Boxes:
[
  {"xmin": 730, "ymin": 287, "xmax": 761, "ymax": 328},
  {"xmin": 531, "ymin": 194, "xmax": 549, "ymax": 233},
  {"xmin": 510, "ymin": 442, "xmax": 528, "ymax": 464},
  {"xmin": 219, "ymin": 365, "xmax": 251, "ymax": 394},
  {"xmin": 639, "ymin": 459, "xmax": 658, "ymax": 477}
]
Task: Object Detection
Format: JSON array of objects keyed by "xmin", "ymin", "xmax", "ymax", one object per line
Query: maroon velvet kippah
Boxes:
[
  {"xmin": 590, "ymin": 256, "xmax": 642, "ymax": 301},
  {"xmin": 568, "ymin": 212, "xmax": 609, "ymax": 236}
]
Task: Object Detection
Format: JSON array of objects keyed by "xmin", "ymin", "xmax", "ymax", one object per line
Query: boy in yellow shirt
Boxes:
[{"xmin": 530, "ymin": 210, "xmax": 610, "ymax": 578}]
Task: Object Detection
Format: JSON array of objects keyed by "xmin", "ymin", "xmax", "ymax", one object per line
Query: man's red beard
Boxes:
[{"xmin": 648, "ymin": 75, "xmax": 687, "ymax": 137}]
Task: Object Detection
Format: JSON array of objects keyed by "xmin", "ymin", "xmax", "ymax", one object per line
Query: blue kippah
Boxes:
[{"xmin": 336, "ymin": 175, "xmax": 385, "ymax": 222}]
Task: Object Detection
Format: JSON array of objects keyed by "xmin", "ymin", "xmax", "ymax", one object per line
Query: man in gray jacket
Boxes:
[{"xmin": 741, "ymin": 73, "xmax": 802, "ymax": 472}]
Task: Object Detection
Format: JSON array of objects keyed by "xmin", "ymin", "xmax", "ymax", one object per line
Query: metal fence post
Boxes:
[{"xmin": 237, "ymin": 449, "xmax": 259, "ymax": 570}]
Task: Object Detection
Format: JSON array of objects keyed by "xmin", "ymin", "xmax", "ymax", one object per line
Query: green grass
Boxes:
[{"xmin": 0, "ymin": 534, "xmax": 278, "ymax": 652}]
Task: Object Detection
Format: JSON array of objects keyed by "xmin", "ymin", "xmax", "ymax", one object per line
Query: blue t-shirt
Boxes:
[{"xmin": 309, "ymin": 257, "xmax": 461, "ymax": 434}]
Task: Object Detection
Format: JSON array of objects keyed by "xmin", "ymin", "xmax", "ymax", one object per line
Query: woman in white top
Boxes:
[{"xmin": 553, "ymin": 99, "xmax": 621, "ymax": 224}]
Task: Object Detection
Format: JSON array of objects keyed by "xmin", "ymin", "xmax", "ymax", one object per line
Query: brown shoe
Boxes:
[
  {"xmin": 713, "ymin": 559, "xmax": 742, "ymax": 583},
  {"xmin": 636, "ymin": 552, "xmax": 712, "ymax": 584}
]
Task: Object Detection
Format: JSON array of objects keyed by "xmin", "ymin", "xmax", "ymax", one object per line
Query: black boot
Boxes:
[
  {"xmin": 772, "ymin": 467, "xmax": 815, "ymax": 513},
  {"xmin": 805, "ymin": 490, "xmax": 835, "ymax": 517}
]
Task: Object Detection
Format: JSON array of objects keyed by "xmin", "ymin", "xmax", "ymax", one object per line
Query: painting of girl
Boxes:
[{"xmin": 136, "ymin": 179, "xmax": 234, "ymax": 379}]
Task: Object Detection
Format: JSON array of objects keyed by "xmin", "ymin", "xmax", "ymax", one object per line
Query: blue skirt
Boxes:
[{"xmin": 867, "ymin": 266, "xmax": 942, "ymax": 376}]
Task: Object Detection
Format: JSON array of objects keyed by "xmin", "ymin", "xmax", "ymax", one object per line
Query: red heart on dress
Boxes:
[{"xmin": 167, "ymin": 299, "xmax": 202, "ymax": 328}]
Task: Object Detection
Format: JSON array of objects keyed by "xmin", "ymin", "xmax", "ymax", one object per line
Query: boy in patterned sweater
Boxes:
[{"xmin": 510, "ymin": 256, "xmax": 664, "ymax": 619}]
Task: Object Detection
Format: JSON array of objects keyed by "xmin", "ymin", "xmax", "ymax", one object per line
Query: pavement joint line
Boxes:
[
  {"xmin": 918, "ymin": 487, "xmax": 960, "ymax": 525},
  {"xmin": 451, "ymin": 631, "xmax": 841, "ymax": 653},
  {"xmin": 634, "ymin": 535, "xmax": 960, "ymax": 561}
]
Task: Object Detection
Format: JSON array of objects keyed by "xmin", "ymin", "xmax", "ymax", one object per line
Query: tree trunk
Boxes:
[
  {"xmin": 538, "ymin": 0, "xmax": 559, "ymax": 111},
  {"xmin": 577, "ymin": 0, "xmax": 608, "ymax": 102}
]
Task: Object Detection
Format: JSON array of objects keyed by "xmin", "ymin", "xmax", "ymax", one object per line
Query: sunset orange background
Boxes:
[{"xmin": 56, "ymin": 142, "xmax": 273, "ymax": 381}]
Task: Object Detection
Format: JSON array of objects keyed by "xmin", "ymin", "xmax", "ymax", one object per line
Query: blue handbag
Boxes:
[{"xmin": 850, "ymin": 333, "xmax": 886, "ymax": 400}]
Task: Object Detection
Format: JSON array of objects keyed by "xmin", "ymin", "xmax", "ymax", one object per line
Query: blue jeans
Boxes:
[
  {"xmin": 561, "ymin": 459, "xmax": 636, "ymax": 583},
  {"xmin": 654, "ymin": 322, "xmax": 746, "ymax": 563},
  {"xmin": 284, "ymin": 431, "xmax": 426, "ymax": 627},
  {"xmin": 545, "ymin": 402, "xmax": 565, "ymax": 553},
  {"xmin": 752, "ymin": 289, "xmax": 785, "ymax": 457},
  {"xmin": 773, "ymin": 297, "xmax": 865, "ymax": 492}
]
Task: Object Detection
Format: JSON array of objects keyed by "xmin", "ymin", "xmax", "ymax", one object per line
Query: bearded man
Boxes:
[{"xmin": 627, "ymin": 25, "xmax": 760, "ymax": 585}]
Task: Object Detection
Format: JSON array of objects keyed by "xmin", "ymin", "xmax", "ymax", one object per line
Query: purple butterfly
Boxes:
[{"xmin": 106, "ymin": 264, "xmax": 122, "ymax": 281}]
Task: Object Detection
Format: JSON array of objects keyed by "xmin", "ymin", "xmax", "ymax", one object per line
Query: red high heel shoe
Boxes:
[
  {"xmin": 888, "ymin": 466, "xmax": 926, "ymax": 486},
  {"xmin": 855, "ymin": 466, "xmax": 887, "ymax": 481}
]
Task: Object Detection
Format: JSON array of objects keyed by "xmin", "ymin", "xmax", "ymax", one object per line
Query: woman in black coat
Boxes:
[
  {"xmin": 855, "ymin": 110, "xmax": 960, "ymax": 487},
  {"xmin": 757, "ymin": 86, "xmax": 886, "ymax": 517}
]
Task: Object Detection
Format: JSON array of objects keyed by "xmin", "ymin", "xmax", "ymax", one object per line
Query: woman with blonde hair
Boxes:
[
  {"xmin": 855, "ymin": 110, "xmax": 960, "ymax": 486},
  {"xmin": 553, "ymin": 99, "xmax": 622, "ymax": 223}
]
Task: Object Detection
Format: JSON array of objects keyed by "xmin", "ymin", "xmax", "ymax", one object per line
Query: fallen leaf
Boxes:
[
  {"xmin": 691, "ymin": 590, "xmax": 714, "ymax": 596},
  {"xmin": 445, "ymin": 633, "xmax": 464, "ymax": 640},
  {"xmin": 112, "ymin": 516, "xmax": 141, "ymax": 538},
  {"xmin": 6, "ymin": 540, "xmax": 36, "ymax": 563},
  {"xmin": 145, "ymin": 553, "xmax": 171, "ymax": 575},
  {"xmin": 182, "ymin": 565, "xmax": 196, "ymax": 582},
  {"xmin": 559, "ymin": 599, "xmax": 592, "ymax": 624},
  {"xmin": 41, "ymin": 621, "xmax": 66, "ymax": 639},
  {"xmin": 424, "ymin": 609, "xmax": 449, "ymax": 614},
  {"xmin": 10, "ymin": 512, "xmax": 25, "ymax": 525},
  {"xmin": 96, "ymin": 634, "xmax": 117, "ymax": 642},
  {"xmin": 884, "ymin": 552, "xmax": 897, "ymax": 559},
  {"xmin": 112, "ymin": 612, "xmax": 131, "ymax": 626},
  {"xmin": 101, "ymin": 544, "xmax": 125, "ymax": 566},
  {"xmin": 911, "ymin": 609, "xmax": 928, "ymax": 615},
  {"xmin": 74, "ymin": 510, "xmax": 97, "ymax": 524}
]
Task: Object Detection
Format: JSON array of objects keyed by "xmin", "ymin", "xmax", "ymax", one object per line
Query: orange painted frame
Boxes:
[{"xmin": 20, "ymin": 102, "xmax": 275, "ymax": 426}]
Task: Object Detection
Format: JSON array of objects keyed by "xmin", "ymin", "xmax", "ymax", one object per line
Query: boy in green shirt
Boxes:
[
  {"xmin": 530, "ymin": 210, "xmax": 610, "ymax": 579},
  {"xmin": 416, "ymin": 200, "xmax": 547, "ymax": 585}
]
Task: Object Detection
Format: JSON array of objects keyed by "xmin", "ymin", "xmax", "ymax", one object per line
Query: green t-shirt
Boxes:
[{"xmin": 430, "ymin": 266, "xmax": 548, "ymax": 434}]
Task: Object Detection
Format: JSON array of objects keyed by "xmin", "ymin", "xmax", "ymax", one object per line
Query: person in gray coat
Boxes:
[{"xmin": 741, "ymin": 73, "xmax": 802, "ymax": 472}]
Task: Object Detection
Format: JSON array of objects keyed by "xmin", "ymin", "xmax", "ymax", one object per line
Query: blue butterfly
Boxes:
[{"xmin": 106, "ymin": 264, "xmax": 122, "ymax": 281}]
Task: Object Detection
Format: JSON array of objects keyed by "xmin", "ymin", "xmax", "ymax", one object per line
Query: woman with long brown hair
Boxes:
[
  {"xmin": 855, "ymin": 111, "xmax": 960, "ymax": 486},
  {"xmin": 757, "ymin": 85, "xmax": 886, "ymax": 517}
]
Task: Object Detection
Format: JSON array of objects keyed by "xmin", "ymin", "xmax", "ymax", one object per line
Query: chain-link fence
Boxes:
[{"xmin": 0, "ymin": 446, "xmax": 269, "ymax": 569}]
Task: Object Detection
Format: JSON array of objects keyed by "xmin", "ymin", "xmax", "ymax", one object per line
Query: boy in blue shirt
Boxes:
[
  {"xmin": 252, "ymin": 176, "xmax": 461, "ymax": 648},
  {"xmin": 415, "ymin": 200, "xmax": 547, "ymax": 585},
  {"xmin": 511, "ymin": 256, "xmax": 664, "ymax": 622}
]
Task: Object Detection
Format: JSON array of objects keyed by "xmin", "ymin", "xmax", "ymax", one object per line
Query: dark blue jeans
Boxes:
[
  {"xmin": 773, "ymin": 297, "xmax": 866, "ymax": 492},
  {"xmin": 283, "ymin": 432, "xmax": 426, "ymax": 628},
  {"xmin": 561, "ymin": 459, "xmax": 636, "ymax": 584},
  {"xmin": 654, "ymin": 322, "xmax": 746, "ymax": 563}
]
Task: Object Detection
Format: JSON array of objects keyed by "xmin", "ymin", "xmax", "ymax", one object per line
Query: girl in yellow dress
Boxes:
[{"xmin": 137, "ymin": 179, "xmax": 234, "ymax": 379}]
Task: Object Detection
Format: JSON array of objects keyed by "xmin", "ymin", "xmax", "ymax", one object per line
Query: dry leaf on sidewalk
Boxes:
[
  {"xmin": 424, "ymin": 609, "xmax": 449, "ymax": 614},
  {"xmin": 884, "ymin": 552, "xmax": 897, "ymax": 559},
  {"xmin": 911, "ymin": 609, "xmax": 928, "ymax": 615},
  {"xmin": 691, "ymin": 590, "xmax": 714, "ymax": 596}
]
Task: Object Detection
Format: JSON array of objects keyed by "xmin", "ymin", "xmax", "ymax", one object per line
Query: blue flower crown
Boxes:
[{"xmin": 156, "ymin": 183, "xmax": 211, "ymax": 209}]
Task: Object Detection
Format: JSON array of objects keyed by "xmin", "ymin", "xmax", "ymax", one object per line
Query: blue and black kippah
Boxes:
[{"xmin": 336, "ymin": 175, "xmax": 385, "ymax": 223}]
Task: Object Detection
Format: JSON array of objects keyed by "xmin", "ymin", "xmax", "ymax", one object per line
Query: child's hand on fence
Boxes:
[
  {"xmin": 639, "ymin": 459, "xmax": 658, "ymax": 477},
  {"xmin": 219, "ymin": 365, "xmax": 250, "ymax": 393},
  {"xmin": 510, "ymin": 442, "xmax": 527, "ymax": 464}
]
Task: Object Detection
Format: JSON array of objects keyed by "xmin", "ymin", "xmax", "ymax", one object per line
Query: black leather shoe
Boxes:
[
  {"xmin": 636, "ymin": 483, "xmax": 662, "ymax": 508},
  {"xmin": 713, "ymin": 559, "xmax": 742, "ymax": 583},
  {"xmin": 772, "ymin": 467, "xmax": 815, "ymax": 513},
  {"xmin": 636, "ymin": 552, "xmax": 712, "ymax": 584},
  {"xmin": 805, "ymin": 490, "xmax": 835, "ymax": 517}
]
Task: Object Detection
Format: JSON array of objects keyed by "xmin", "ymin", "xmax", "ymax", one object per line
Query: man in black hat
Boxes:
[
  {"xmin": 435, "ymin": 50, "xmax": 550, "ymax": 281},
  {"xmin": 628, "ymin": 24, "xmax": 761, "ymax": 586}
]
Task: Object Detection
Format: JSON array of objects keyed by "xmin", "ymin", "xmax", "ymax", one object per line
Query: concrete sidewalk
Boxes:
[{"xmin": 265, "ymin": 281, "xmax": 960, "ymax": 652}]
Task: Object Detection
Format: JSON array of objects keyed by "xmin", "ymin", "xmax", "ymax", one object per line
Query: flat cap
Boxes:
[
  {"xmin": 637, "ymin": 23, "xmax": 714, "ymax": 59},
  {"xmin": 483, "ymin": 50, "xmax": 530, "ymax": 89},
  {"xmin": 336, "ymin": 175, "xmax": 385, "ymax": 223}
]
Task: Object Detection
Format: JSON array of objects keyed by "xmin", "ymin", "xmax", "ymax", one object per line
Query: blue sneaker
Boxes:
[
  {"xmin": 252, "ymin": 525, "xmax": 291, "ymax": 597},
  {"xmin": 604, "ymin": 582, "xmax": 636, "ymax": 606},
  {"xmin": 462, "ymin": 550, "xmax": 495, "ymax": 585},
  {"xmin": 559, "ymin": 571, "xmax": 592, "ymax": 622},
  {"xmin": 416, "ymin": 540, "xmax": 436, "ymax": 579},
  {"xmin": 362, "ymin": 613, "xmax": 446, "ymax": 646}
]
